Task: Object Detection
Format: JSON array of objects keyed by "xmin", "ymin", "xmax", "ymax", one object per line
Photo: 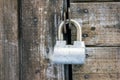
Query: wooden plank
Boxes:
[
  {"xmin": 71, "ymin": 2, "xmax": 120, "ymax": 80},
  {"xmin": 73, "ymin": 47, "xmax": 120, "ymax": 73},
  {"xmin": 19, "ymin": 0, "xmax": 63, "ymax": 80},
  {"xmin": 71, "ymin": 0, "xmax": 119, "ymax": 2},
  {"xmin": 70, "ymin": 2, "xmax": 120, "ymax": 46},
  {"xmin": 85, "ymin": 47, "xmax": 120, "ymax": 59},
  {"xmin": 72, "ymin": 47, "xmax": 120, "ymax": 79},
  {"xmin": 73, "ymin": 59, "xmax": 118, "ymax": 73},
  {"xmin": 73, "ymin": 73, "xmax": 119, "ymax": 80},
  {"xmin": 0, "ymin": 0, "xmax": 19, "ymax": 80},
  {"xmin": 0, "ymin": 0, "xmax": 3, "ymax": 79}
]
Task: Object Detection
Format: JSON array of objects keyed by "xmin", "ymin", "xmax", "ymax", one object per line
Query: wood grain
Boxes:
[
  {"xmin": 19, "ymin": 0, "xmax": 63, "ymax": 80},
  {"xmin": 70, "ymin": 2, "xmax": 120, "ymax": 46},
  {"xmin": 71, "ymin": 0, "xmax": 119, "ymax": 2},
  {"xmin": 70, "ymin": 2, "xmax": 120, "ymax": 80},
  {"xmin": 0, "ymin": 0, "xmax": 19, "ymax": 80},
  {"xmin": 0, "ymin": 1, "xmax": 120, "ymax": 80},
  {"xmin": 72, "ymin": 47, "xmax": 120, "ymax": 80},
  {"xmin": 0, "ymin": 0, "xmax": 3, "ymax": 79},
  {"xmin": 73, "ymin": 73, "xmax": 120, "ymax": 80}
]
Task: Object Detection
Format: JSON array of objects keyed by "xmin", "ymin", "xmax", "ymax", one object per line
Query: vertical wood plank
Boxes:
[
  {"xmin": 0, "ymin": 0, "xmax": 3, "ymax": 79},
  {"xmin": 0, "ymin": 0, "xmax": 19, "ymax": 80},
  {"xmin": 19, "ymin": 0, "xmax": 62, "ymax": 80}
]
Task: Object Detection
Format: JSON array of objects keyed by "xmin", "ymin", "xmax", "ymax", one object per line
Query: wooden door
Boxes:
[{"xmin": 0, "ymin": 0, "xmax": 120, "ymax": 80}]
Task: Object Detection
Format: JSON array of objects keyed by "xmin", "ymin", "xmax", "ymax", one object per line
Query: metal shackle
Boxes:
[{"xmin": 58, "ymin": 19, "xmax": 82, "ymax": 41}]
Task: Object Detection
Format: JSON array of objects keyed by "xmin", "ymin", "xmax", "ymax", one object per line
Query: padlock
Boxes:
[{"xmin": 50, "ymin": 19, "xmax": 85, "ymax": 64}]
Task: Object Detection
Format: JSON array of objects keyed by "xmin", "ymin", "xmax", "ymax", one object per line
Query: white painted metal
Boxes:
[
  {"xmin": 58, "ymin": 19, "xmax": 82, "ymax": 41},
  {"xmin": 50, "ymin": 19, "xmax": 85, "ymax": 64}
]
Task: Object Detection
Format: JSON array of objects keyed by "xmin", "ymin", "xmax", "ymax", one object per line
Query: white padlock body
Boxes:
[{"xmin": 50, "ymin": 41, "xmax": 85, "ymax": 64}]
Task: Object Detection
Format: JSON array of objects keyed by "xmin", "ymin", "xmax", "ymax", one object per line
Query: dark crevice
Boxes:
[
  {"xmin": 63, "ymin": 0, "xmax": 73, "ymax": 80},
  {"xmin": 17, "ymin": 0, "xmax": 23, "ymax": 80}
]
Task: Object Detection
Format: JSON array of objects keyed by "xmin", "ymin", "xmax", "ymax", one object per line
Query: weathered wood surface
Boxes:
[
  {"xmin": 73, "ymin": 47, "xmax": 120, "ymax": 80},
  {"xmin": 0, "ymin": 0, "xmax": 19, "ymax": 80},
  {"xmin": 19, "ymin": 1, "xmax": 120, "ymax": 80},
  {"xmin": 19, "ymin": 0, "xmax": 63, "ymax": 80},
  {"xmin": 0, "ymin": 1, "xmax": 120, "ymax": 80},
  {"xmin": 73, "ymin": 73, "xmax": 120, "ymax": 80},
  {"xmin": 71, "ymin": 0, "xmax": 119, "ymax": 2},
  {"xmin": 0, "ymin": 0, "xmax": 3, "ymax": 79},
  {"xmin": 70, "ymin": 2, "xmax": 120, "ymax": 80},
  {"xmin": 70, "ymin": 2, "xmax": 120, "ymax": 46}
]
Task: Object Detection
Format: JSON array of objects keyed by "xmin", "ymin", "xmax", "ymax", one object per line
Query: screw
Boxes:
[
  {"xmin": 33, "ymin": 17, "xmax": 38, "ymax": 25},
  {"xmin": 34, "ymin": 17, "xmax": 38, "ymax": 22},
  {"xmin": 82, "ymin": 33, "xmax": 89, "ymax": 38},
  {"xmin": 86, "ymin": 54, "xmax": 89, "ymax": 58},
  {"xmin": 83, "ymin": 9, "xmax": 89, "ymax": 13},
  {"xmin": 84, "ymin": 74, "xmax": 89, "ymax": 79},
  {"xmin": 91, "ymin": 27, "xmax": 96, "ymax": 31}
]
